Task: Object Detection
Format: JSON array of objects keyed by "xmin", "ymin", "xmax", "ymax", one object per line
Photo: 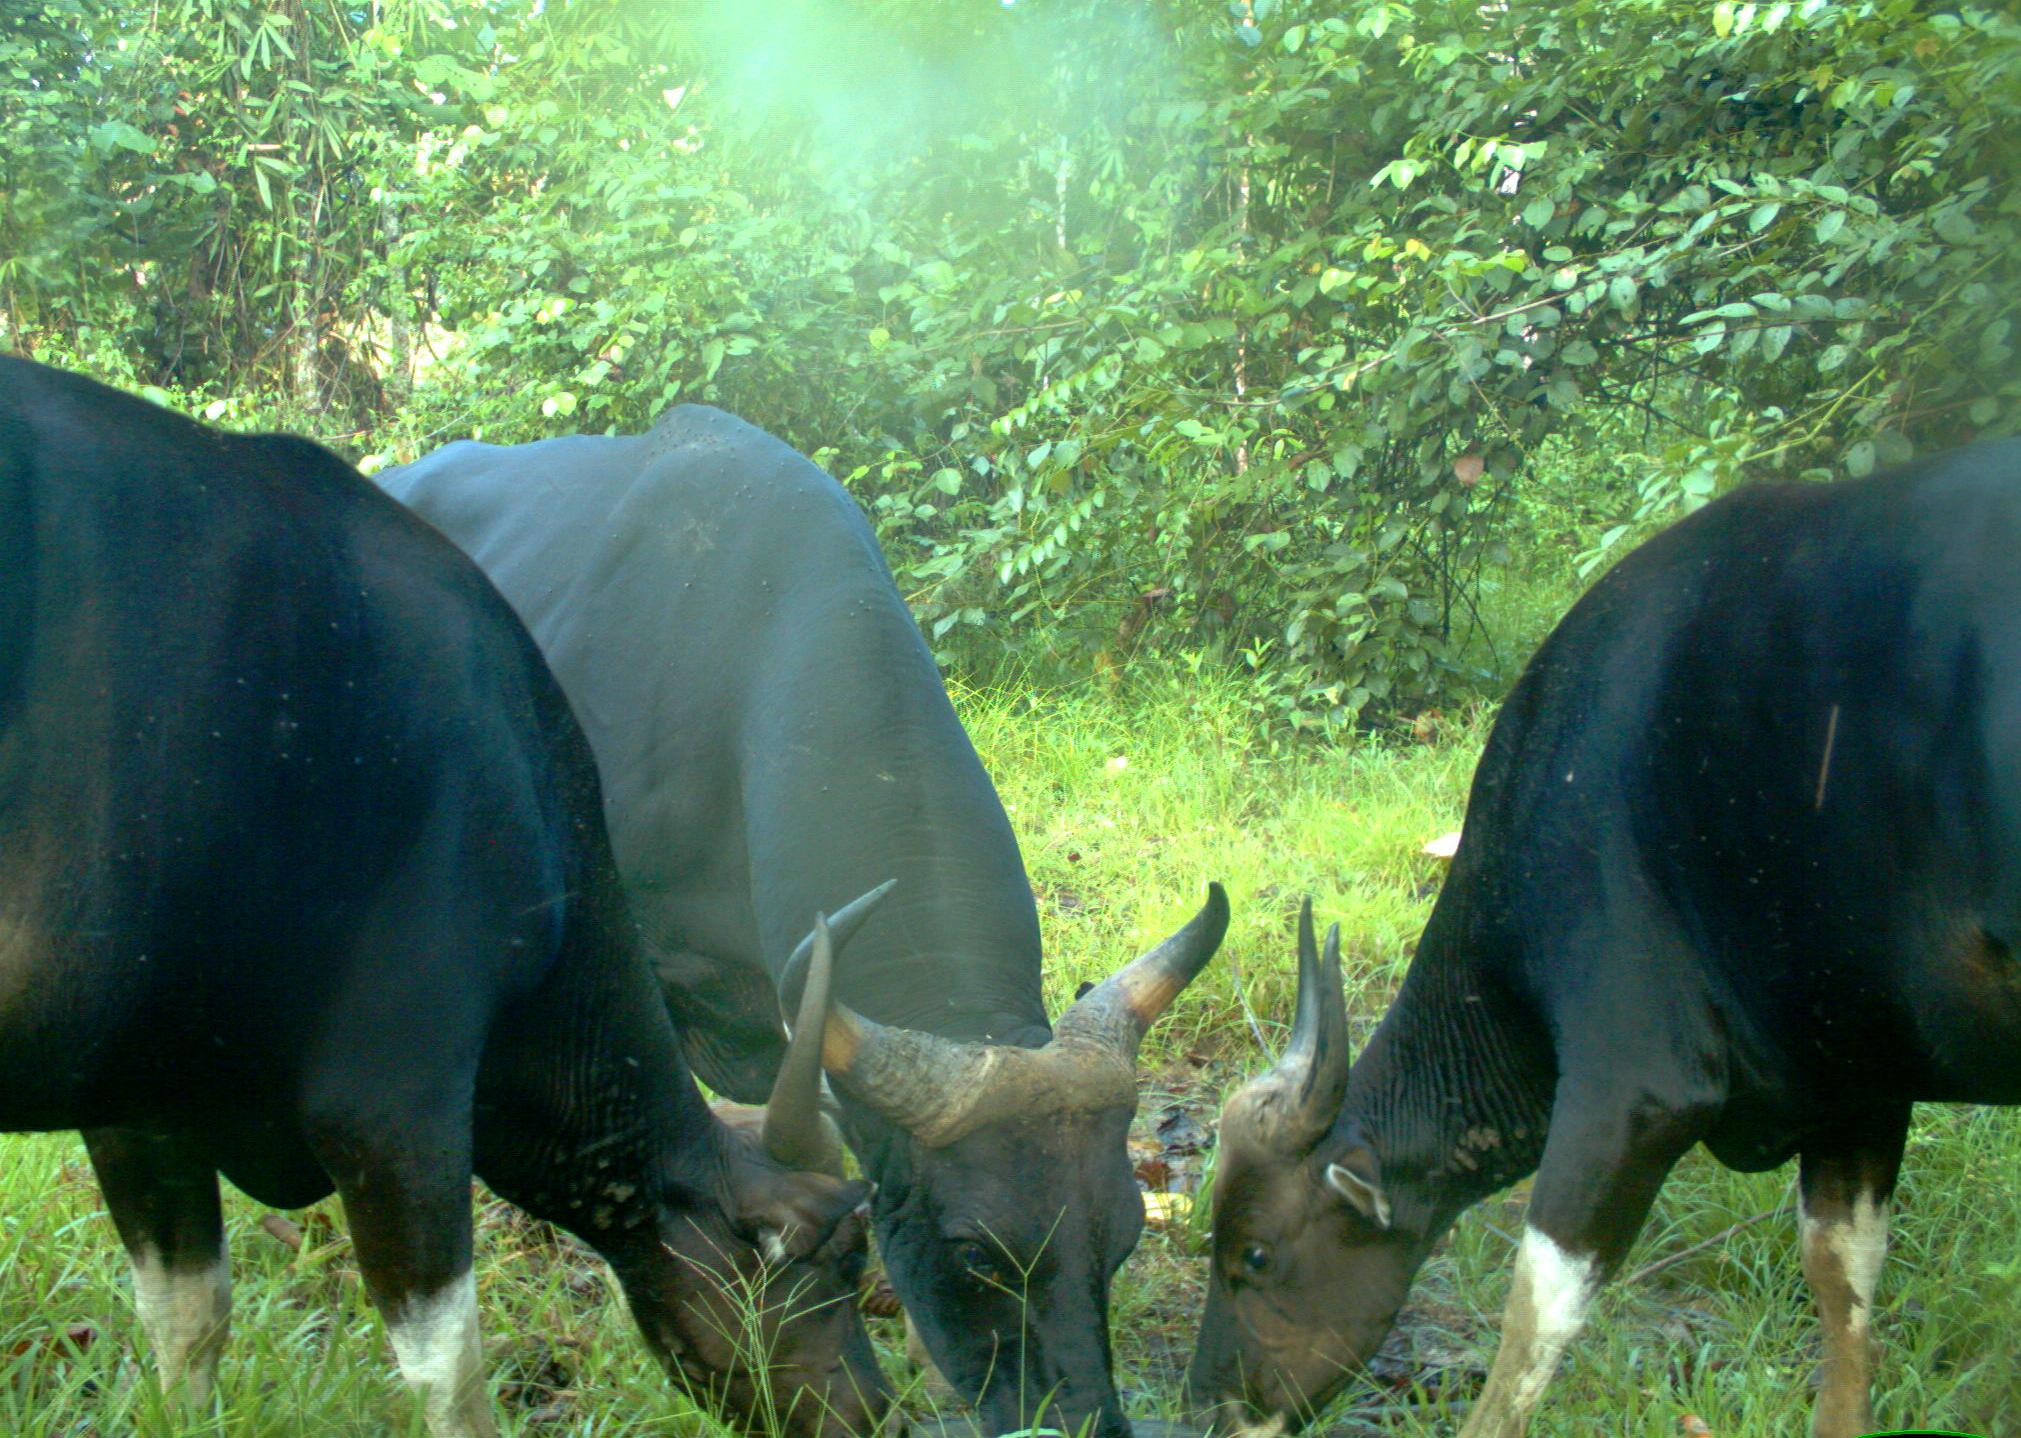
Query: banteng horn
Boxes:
[
  {"xmin": 1050, "ymin": 880, "xmax": 1231, "ymax": 1056},
  {"xmin": 1223, "ymin": 898, "xmax": 1350, "ymax": 1156},
  {"xmin": 761, "ymin": 881, "xmax": 894, "ymax": 1171},
  {"xmin": 761, "ymin": 913, "xmax": 839, "ymax": 1171},
  {"xmin": 790, "ymin": 883, "xmax": 1229, "ymax": 1148}
]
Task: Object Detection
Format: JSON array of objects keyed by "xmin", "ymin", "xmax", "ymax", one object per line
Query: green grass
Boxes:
[
  {"xmin": 4, "ymin": 672, "xmax": 2018, "ymax": 1436},
  {"xmin": 975, "ymin": 671, "xmax": 2021, "ymax": 1438}
]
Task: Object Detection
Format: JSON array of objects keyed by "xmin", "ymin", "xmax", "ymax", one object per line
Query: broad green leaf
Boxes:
[
  {"xmin": 1934, "ymin": 208, "xmax": 1979, "ymax": 244},
  {"xmin": 88, "ymin": 120, "xmax": 154, "ymax": 155}
]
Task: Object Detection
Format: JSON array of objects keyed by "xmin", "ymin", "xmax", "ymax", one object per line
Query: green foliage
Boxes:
[
  {"xmin": 5, "ymin": 0, "xmax": 2017, "ymax": 723},
  {"xmin": 2, "ymin": 1, "xmax": 510, "ymax": 426}
]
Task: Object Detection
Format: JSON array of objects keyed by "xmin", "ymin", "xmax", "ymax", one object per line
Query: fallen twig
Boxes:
[{"xmin": 1624, "ymin": 1199, "xmax": 1786, "ymax": 1289}]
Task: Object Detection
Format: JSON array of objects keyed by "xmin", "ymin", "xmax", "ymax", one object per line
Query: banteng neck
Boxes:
[
  {"xmin": 473, "ymin": 866, "xmax": 736, "ymax": 1245},
  {"xmin": 1343, "ymin": 899, "xmax": 1554, "ymax": 1232}
]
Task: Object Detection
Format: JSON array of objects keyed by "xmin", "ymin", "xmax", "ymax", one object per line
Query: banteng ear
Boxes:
[
  {"xmin": 1324, "ymin": 1147, "xmax": 1392, "ymax": 1230},
  {"xmin": 750, "ymin": 1176, "xmax": 874, "ymax": 1263}
]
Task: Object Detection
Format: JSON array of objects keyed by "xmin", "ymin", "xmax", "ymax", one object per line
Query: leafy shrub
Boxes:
[{"xmin": 6, "ymin": 0, "xmax": 2015, "ymax": 726}]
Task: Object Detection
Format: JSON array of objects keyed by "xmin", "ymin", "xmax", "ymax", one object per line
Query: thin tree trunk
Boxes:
[
  {"xmin": 1232, "ymin": 0, "xmax": 1254, "ymax": 477},
  {"xmin": 381, "ymin": 190, "xmax": 412, "ymax": 410}
]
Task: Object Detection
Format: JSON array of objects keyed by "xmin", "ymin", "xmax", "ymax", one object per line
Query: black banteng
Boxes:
[
  {"xmin": 380, "ymin": 409, "xmax": 1228, "ymax": 1438},
  {"xmin": 1187, "ymin": 441, "xmax": 2021, "ymax": 1438},
  {"xmin": 0, "ymin": 358, "xmax": 889, "ymax": 1438}
]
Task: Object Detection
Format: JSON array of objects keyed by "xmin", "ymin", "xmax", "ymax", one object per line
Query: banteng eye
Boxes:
[
  {"xmin": 1240, "ymin": 1243, "xmax": 1271, "ymax": 1275},
  {"xmin": 957, "ymin": 1240, "xmax": 1000, "ymax": 1278}
]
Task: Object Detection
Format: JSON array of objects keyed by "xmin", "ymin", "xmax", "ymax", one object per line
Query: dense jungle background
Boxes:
[
  {"xmin": 3, "ymin": 2, "xmax": 2020, "ymax": 1435},
  {"xmin": 7, "ymin": 0, "xmax": 2017, "ymax": 726}
]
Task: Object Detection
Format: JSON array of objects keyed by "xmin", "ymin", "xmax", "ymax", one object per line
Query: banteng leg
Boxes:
[
  {"xmin": 307, "ymin": 1101, "xmax": 495, "ymax": 1438},
  {"xmin": 1461, "ymin": 1091, "xmax": 1704, "ymax": 1438},
  {"xmin": 84, "ymin": 1127, "xmax": 231, "ymax": 1406},
  {"xmin": 1798, "ymin": 1105, "xmax": 1909, "ymax": 1438}
]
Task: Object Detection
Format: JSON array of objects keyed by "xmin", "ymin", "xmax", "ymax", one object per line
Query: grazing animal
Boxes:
[
  {"xmin": 1187, "ymin": 441, "xmax": 2021, "ymax": 1438},
  {"xmin": 0, "ymin": 357, "xmax": 890, "ymax": 1438},
  {"xmin": 379, "ymin": 409, "xmax": 1228, "ymax": 1438}
]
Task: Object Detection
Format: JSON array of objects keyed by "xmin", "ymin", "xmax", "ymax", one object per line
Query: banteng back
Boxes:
[
  {"xmin": 381, "ymin": 409, "xmax": 1227, "ymax": 1438},
  {"xmin": 0, "ymin": 358, "xmax": 889, "ymax": 1438},
  {"xmin": 1188, "ymin": 440, "xmax": 2021, "ymax": 1438}
]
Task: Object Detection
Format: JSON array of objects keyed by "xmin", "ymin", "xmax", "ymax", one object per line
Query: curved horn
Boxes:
[
  {"xmin": 1239, "ymin": 898, "xmax": 1350, "ymax": 1154},
  {"xmin": 776, "ymin": 880, "xmax": 1001, "ymax": 1146},
  {"xmin": 762, "ymin": 912, "xmax": 840, "ymax": 1170},
  {"xmin": 780, "ymin": 879, "xmax": 898, "ymax": 1003},
  {"xmin": 811, "ymin": 1000, "xmax": 1008, "ymax": 1147},
  {"xmin": 1052, "ymin": 882, "xmax": 1229, "ymax": 1057},
  {"xmin": 790, "ymin": 882, "xmax": 1228, "ymax": 1149}
]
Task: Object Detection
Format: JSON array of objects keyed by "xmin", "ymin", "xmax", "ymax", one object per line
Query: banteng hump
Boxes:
[
  {"xmin": 381, "ymin": 409, "xmax": 1228, "ymax": 1438},
  {"xmin": 1188, "ymin": 439, "xmax": 2021, "ymax": 1438},
  {"xmin": 0, "ymin": 358, "xmax": 890, "ymax": 1438}
]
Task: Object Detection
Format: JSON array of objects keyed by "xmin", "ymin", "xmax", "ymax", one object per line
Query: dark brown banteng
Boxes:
[
  {"xmin": 0, "ymin": 358, "xmax": 889, "ymax": 1438},
  {"xmin": 1187, "ymin": 441, "xmax": 2021, "ymax": 1438},
  {"xmin": 380, "ymin": 411, "xmax": 1228, "ymax": 1438}
]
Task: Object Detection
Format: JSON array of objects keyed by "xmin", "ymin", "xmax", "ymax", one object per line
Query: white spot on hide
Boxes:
[
  {"xmin": 1801, "ymin": 1190, "xmax": 1889, "ymax": 1336},
  {"xmin": 1503, "ymin": 1227, "xmax": 1599, "ymax": 1415},
  {"xmin": 385, "ymin": 1269, "xmax": 495, "ymax": 1438},
  {"xmin": 1231, "ymin": 1414, "xmax": 1286, "ymax": 1438},
  {"xmin": 131, "ymin": 1247, "xmax": 231, "ymax": 1403}
]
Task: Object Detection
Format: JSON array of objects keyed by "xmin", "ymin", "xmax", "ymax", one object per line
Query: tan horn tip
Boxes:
[{"xmin": 1060, "ymin": 881, "xmax": 1231, "ymax": 1052}]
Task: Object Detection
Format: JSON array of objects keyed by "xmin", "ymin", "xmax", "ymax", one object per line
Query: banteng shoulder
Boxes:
[{"xmin": 637, "ymin": 404, "xmax": 892, "ymax": 568}]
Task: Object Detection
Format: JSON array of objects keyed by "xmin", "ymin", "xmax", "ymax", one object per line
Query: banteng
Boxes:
[
  {"xmin": 380, "ymin": 409, "xmax": 1228, "ymax": 1438},
  {"xmin": 0, "ymin": 358, "xmax": 890, "ymax": 1438},
  {"xmin": 1187, "ymin": 441, "xmax": 2021, "ymax": 1438}
]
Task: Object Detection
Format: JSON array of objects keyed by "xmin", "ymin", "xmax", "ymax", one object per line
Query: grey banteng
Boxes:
[{"xmin": 379, "ymin": 407, "xmax": 1228, "ymax": 1438}]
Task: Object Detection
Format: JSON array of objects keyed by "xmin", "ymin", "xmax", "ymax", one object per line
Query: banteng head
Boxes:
[
  {"xmin": 623, "ymin": 913, "xmax": 888, "ymax": 1438},
  {"xmin": 789, "ymin": 882, "xmax": 1230, "ymax": 1438},
  {"xmin": 1186, "ymin": 902, "xmax": 1433, "ymax": 1434}
]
